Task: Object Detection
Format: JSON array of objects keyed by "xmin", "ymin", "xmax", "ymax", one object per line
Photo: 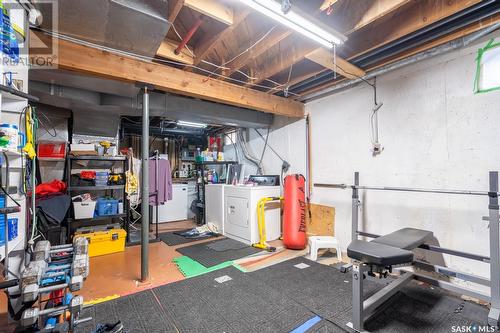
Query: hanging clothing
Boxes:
[{"xmin": 149, "ymin": 158, "xmax": 172, "ymax": 206}]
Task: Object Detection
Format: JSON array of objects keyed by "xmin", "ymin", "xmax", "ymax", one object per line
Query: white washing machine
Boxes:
[{"xmin": 223, "ymin": 185, "xmax": 281, "ymax": 245}]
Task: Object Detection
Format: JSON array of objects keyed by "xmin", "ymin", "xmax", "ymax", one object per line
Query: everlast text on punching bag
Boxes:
[{"xmin": 283, "ymin": 174, "xmax": 307, "ymax": 250}]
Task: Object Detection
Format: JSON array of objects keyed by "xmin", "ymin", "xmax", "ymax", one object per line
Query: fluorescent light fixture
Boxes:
[
  {"xmin": 177, "ymin": 120, "xmax": 207, "ymax": 128},
  {"xmin": 238, "ymin": 0, "xmax": 346, "ymax": 49}
]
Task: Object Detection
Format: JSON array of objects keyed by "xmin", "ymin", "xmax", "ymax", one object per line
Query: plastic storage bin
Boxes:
[
  {"xmin": 0, "ymin": 195, "xmax": 18, "ymax": 245},
  {"xmin": 74, "ymin": 228, "xmax": 126, "ymax": 257},
  {"xmin": 0, "ymin": 217, "xmax": 18, "ymax": 246},
  {"xmin": 73, "ymin": 201, "xmax": 97, "ymax": 219},
  {"xmin": 37, "ymin": 141, "xmax": 66, "ymax": 159},
  {"xmin": 96, "ymin": 198, "xmax": 118, "ymax": 216},
  {"xmin": 95, "ymin": 172, "xmax": 109, "ymax": 186}
]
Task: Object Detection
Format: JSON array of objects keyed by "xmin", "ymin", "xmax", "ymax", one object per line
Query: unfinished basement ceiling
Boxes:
[
  {"xmin": 153, "ymin": 0, "xmax": 500, "ymax": 97},
  {"xmin": 30, "ymin": 0, "xmax": 500, "ymax": 114}
]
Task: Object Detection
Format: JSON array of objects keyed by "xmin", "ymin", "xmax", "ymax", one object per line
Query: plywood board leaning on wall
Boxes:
[{"xmin": 306, "ymin": 204, "xmax": 335, "ymax": 236}]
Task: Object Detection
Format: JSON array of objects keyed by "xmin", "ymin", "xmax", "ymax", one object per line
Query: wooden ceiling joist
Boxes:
[
  {"xmin": 226, "ymin": 27, "xmax": 293, "ymax": 78},
  {"xmin": 345, "ymin": 0, "xmax": 483, "ymax": 60},
  {"xmin": 32, "ymin": 32, "xmax": 304, "ymax": 117},
  {"xmin": 168, "ymin": 0, "xmax": 185, "ymax": 24},
  {"xmin": 248, "ymin": 42, "xmax": 318, "ymax": 86},
  {"xmin": 184, "ymin": 0, "xmax": 233, "ymax": 25},
  {"xmin": 344, "ymin": 0, "xmax": 411, "ymax": 34},
  {"xmin": 297, "ymin": 11, "xmax": 500, "ymax": 99},
  {"xmin": 305, "ymin": 48, "xmax": 365, "ymax": 79},
  {"xmin": 267, "ymin": 0, "xmax": 407, "ymax": 94},
  {"xmin": 193, "ymin": 9, "xmax": 251, "ymax": 66}
]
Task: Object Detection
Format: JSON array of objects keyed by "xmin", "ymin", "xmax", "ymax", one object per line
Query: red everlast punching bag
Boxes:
[{"xmin": 283, "ymin": 174, "xmax": 307, "ymax": 250}]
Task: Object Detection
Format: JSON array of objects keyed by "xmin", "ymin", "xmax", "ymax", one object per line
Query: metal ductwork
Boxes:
[
  {"xmin": 29, "ymin": 80, "xmax": 275, "ymax": 135},
  {"xmin": 36, "ymin": 0, "xmax": 170, "ymax": 58}
]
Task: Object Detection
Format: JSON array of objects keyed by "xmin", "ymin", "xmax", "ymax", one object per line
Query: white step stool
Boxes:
[{"xmin": 309, "ymin": 236, "xmax": 342, "ymax": 261}]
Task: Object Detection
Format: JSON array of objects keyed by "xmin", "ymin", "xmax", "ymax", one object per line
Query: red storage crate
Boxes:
[{"xmin": 37, "ymin": 141, "xmax": 67, "ymax": 159}]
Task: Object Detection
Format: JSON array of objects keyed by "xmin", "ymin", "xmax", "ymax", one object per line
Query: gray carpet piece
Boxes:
[
  {"xmin": 152, "ymin": 266, "xmax": 316, "ymax": 333},
  {"xmin": 76, "ymin": 290, "xmax": 177, "ymax": 333},
  {"xmin": 176, "ymin": 238, "xmax": 260, "ymax": 267},
  {"xmin": 158, "ymin": 230, "xmax": 218, "ymax": 246}
]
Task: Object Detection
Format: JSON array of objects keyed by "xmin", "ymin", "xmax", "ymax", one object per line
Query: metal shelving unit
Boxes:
[
  {"xmin": 66, "ymin": 155, "xmax": 129, "ymax": 240},
  {"xmin": 195, "ymin": 160, "xmax": 237, "ymax": 224}
]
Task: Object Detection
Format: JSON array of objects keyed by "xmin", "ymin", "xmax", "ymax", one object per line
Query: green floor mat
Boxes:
[{"xmin": 173, "ymin": 256, "xmax": 245, "ymax": 278}]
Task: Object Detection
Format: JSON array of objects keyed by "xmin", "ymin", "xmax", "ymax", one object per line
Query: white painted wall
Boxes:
[
  {"xmin": 224, "ymin": 116, "xmax": 307, "ymax": 180},
  {"xmin": 224, "ymin": 33, "xmax": 500, "ymax": 292},
  {"xmin": 308, "ymin": 33, "xmax": 500, "ymax": 288}
]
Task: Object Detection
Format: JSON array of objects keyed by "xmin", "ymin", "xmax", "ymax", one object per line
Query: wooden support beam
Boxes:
[
  {"xmin": 345, "ymin": 0, "xmax": 483, "ymax": 60},
  {"xmin": 168, "ymin": 0, "xmax": 184, "ymax": 24},
  {"xmin": 184, "ymin": 0, "xmax": 233, "ymax": 25},
  {"xmin": 226, "ymin": 27, "xmax": 292, "ymax": 78},
  {"xmin": 305, "ymin": 48, "xmax": 365, "ymax": 79},
  {"xmin": 156, "ymin": 39, "xmax": 194, "ymax": 65},
  {"xmin": 193, "ymin": 9, "xmax": 251, "ymax": 66},
  {"xmin": 31, "ymin": 32, "xmax": 304, "ymax": 117}
]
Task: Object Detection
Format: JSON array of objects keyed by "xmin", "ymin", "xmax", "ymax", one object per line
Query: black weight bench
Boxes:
[{"xmin": 346, "ymin": 228, "xmax": 433, "ymax": 332}]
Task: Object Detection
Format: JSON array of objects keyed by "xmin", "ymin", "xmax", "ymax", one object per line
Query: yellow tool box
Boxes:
[{"xmin": 74, "ymin": 228, "xmax": 126, "ymax": 257}]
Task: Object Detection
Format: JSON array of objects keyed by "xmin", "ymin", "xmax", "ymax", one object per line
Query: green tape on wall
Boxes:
[{"xmin": 474, "ymin": 38, "xmax": 500, "ymax": 94}]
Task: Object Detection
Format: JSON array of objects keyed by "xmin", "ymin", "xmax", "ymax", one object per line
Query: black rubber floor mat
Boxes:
[
  {"xmin": 249, "ymin": 257, "xmax": 385, "ymax": 319},
  {"xmin": 176, "ymin": 238, "xmax": 260, "ymax": 267},
  {"xmin": 158, "ymin": 230, "xmax": 219, "ymax": 246},
  {"xmin": 152, "ymin": 266, "xmax": 316, "ymax": 333},
  {"xmin": 250, "ymin": 257, "xmax": 489, "ymax": 333},
  {"xmin": 76, "ymin": 290, "xmax": 177, "ymax": 333},
  {"xmin": 206, "ymin": 238, "xmax": 249, "ymax": 251}
]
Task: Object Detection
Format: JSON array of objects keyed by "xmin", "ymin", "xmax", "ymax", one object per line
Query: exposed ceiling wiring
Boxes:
[
  {"xmin": 170, "ymin": 24, "xmax": 299, "ymax": 95},
  {"xmin": 35, "ymin": 28, "xmax": 299, "ymax": 96}
]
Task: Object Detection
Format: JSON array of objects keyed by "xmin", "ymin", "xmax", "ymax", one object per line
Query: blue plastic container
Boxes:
[
  {"xmin": 0, "ymin": 217, "xmax": 18, "ymax": 246},
  {"xmin": 95, "ymin": 171, "xmax": 109, "ymax": 186},
  {"xmin": 96, "ymin": 198, "xmax": 118, "ymax": 216}
]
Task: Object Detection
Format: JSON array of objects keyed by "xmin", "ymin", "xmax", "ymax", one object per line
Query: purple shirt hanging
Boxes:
[{"xmin": 149, "ymin": 159, "xmax": 172, "ymax": 206}]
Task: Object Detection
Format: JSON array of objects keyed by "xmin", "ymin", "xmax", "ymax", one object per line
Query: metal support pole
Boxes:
[
  {"xmin": 352, "ymin": 172, "xmax": 359, "ymax": 242},
  {"xmin": 140, "ymin": 87, "xmax": 150, "ymax": 282},
  {"xmin": 488, "ymin": 171, "xmax": 500, "ymax": 327},
  {"xmin": 155, "ymin": 151, "xmax": 159, "ymax": 239},
  {"xmin": 3, "ymin": 152, "xmax": 9, "ymax": 278},
  {"xmin": 341, "ymin": 172, "xmax": 360, "ymax": 273},
  {"xmin": 351, "ymin": 262, "xmax": 364, "ymax": 332}
]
